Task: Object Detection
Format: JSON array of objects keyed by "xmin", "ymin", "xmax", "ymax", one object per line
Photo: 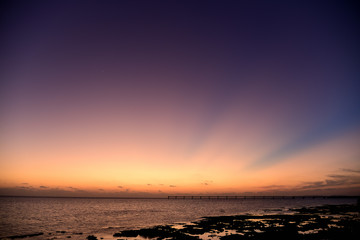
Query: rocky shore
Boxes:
[
  {"xmin": 1, "ymin": 204, "xmax": 359, "ymax": 240},
  {"xmin": 112, "ymin": 204, "xmax": 360, "ymax": 240}
]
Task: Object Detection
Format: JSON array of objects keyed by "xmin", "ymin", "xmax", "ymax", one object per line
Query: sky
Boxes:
[{"xmin": 1, "ymin": 0, "xmax": 360, "ymax": 197}]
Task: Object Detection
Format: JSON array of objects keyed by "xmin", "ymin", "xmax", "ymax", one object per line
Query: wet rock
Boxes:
[
  {"xmin": 220, "ymin": 234, "xmax": 244, "ymax": 239},
  {"xmin": 292, "ymin": 204, "xmax": 359, "ymax": 215},
  {"xmin": 114, "ymin": 226, "xmax": 200, "ymax": 239},
  {"xmin": 86, "ymin": 235, "xmax": 98, "ymax": 240},
  {"xmin": 112, "ymin": 204, "xmax": 360, "ymax": 240},
  {"xmin": 8, "ymin": 232, "xmax": 44, "ymax": 239},
  {"xmin": 113, "ymin": 230, "xmax": 138, "ymax": 237}
]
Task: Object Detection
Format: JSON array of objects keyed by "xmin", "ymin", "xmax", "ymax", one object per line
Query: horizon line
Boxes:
[{"xmin": 1, "ymin": 195, "xmax": 359, "ymax": 199}]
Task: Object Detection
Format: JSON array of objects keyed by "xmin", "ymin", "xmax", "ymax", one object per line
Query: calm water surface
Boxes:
[{"xmin": 0, "ymin": 197, "xmax": 356, "ymax": 239}]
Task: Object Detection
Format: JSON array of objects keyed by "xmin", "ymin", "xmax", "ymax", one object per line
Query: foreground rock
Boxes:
[
  {"xmin": 114, "ymin": 226, "xmax": 200, "ymax": 239},
  {"xmin": 7, "ymin": 232, "xmax": 43, "ymax": 239},
  {"xmin": 86, "ymin": 235, "xmax": 98, "ymax": 240},
  {"xmin": 113, "ymin": 204, "xmax": 360, "ymax": 240}
]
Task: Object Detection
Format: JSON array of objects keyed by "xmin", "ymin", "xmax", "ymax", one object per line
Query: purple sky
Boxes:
[{"xmin": 1, "ymin": 0, "xmax": 359, "ymax": 197}]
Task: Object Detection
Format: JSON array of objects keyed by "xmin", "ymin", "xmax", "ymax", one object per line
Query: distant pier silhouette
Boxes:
[{"xmin": 168, "ymin": 195, "xmax": 359, "ymax": 200}]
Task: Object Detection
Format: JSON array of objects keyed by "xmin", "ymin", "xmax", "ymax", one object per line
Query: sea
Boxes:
[{"xmin": 0, "ymin": 196, "xmax": 357, "ymax": 239}]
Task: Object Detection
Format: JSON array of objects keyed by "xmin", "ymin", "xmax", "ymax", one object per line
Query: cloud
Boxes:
[
  {"xmin": 299, "ymin": 181, "xmax": 326, "ymax": 190},
  {"xmin": 260, "ymin": 184, "xmax": 286, "ymax": 189},
  {"xmin": 201, "ymin": 180, "xmax": 213, "ymax": 186},
  {"xmin": 341, "ymin": 168, "xmax": 360, "ymax": 174},
  {"xmin": 256, "ymin": 169, "xmax": 360, "ymax": 196},
  {"xmin": 17, "ymin": 186, "xmax": 32, "ymax": 190},
  {"xmin": 147, "ymin": 184, "xmax": 152, "ymax": 186},
  {"xmin": 169, "ymin": 185, "xmax": 176, "ymax": 187},
  {"xmin": 0, "ymin": 184, "xmax": 171, "ymax": 198},
  {"xmin": 297, "ymin": 173, "xmax": 360, "ymax": 191},
  {"xmin": 1, "ymin": 186, "xmax": 84, "ymax": 197},
  {"xmin": 117, "ymin": 186, "xmax": 123, "ymax": 188}
]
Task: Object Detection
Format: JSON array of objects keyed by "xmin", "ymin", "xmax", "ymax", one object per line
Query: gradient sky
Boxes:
[{"xmin": 1, "ymin": 0, "xmax": 360, "ymax": 197}]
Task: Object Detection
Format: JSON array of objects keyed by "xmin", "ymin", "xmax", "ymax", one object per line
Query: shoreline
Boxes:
[
  {"xmin": 111, "ymin": 204, "xmax": 360, "ymax": 240},
  {"xmin": 1, "ymin": 203, "xmax": 359, "ymax": 240}
]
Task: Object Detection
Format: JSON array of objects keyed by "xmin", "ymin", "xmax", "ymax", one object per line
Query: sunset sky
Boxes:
[{"xmin": 1, "ymin": 0, "xmax": 360, "ymax": 197}]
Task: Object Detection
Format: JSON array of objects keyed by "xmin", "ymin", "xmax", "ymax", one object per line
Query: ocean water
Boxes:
[{"xmin": 0, "ymin": 197, "xmax": 356, "ymax": 239}]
